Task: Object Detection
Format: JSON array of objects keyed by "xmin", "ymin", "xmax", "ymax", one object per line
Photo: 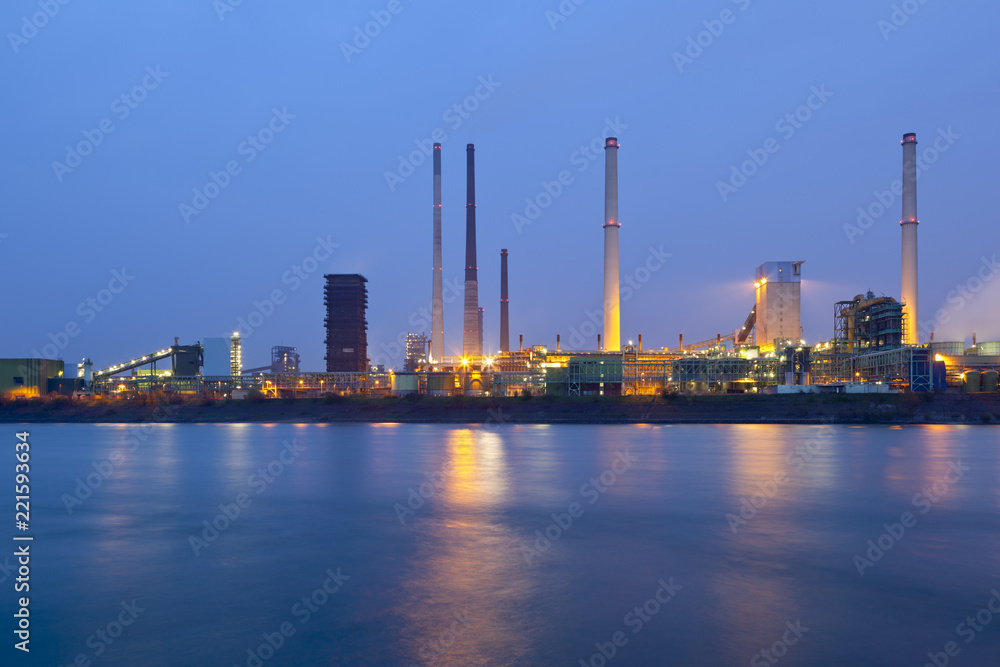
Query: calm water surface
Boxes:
[{"xmin": 5, "ymin": 423, "xmax": 1000, "ymax": 666}]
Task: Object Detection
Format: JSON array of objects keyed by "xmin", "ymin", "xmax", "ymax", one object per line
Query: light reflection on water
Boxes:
[{"xmin": 18, "ymin": 424, "xmax": 1000, "ymax": 666}]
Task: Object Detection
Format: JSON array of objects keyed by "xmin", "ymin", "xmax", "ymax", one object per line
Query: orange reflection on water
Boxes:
[
  {"xmin": 395, "ymin": 428, "xmax": 531, "ymax": 665},
  {"xmin": 728, "ymin": 424, "xmax": 790, "ymax": 499}
]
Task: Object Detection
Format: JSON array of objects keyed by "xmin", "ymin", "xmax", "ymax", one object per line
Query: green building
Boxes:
[{"xmin": 0, "ymin": 359, "xmax": 65, "ymax": 397}]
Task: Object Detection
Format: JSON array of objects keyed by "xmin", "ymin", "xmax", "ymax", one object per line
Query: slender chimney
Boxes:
[
  {"xmin": 557, "ymin": 334, "xmax": 561, "ymax": 352},
  {"xmin": 598, "ymin": 333, "xmax": 602, "ymax": 351},
  {"xmin": 901, "ymin": 133, "xmax": 919, "ymax": 346},
  {"xmin": 500, "ymin": 249, "xmax": 509, "ymax": 352},
  {"xmin": 519, "ymin": 334, "xmax": 523, "ymax": 352},
  {"xmin": 431, "ymin": 143, "xmax": 444, "ymax": 362},
  {"xmin": 930, "ymin": 332, "xmax": 934, "ymax": 343},
  {"xmin": 463, "ymin": 144, "xmax": 481, "ymax": 357},
  {"xmin": 603, "ymin": 137, "xmax": 621, "ymax": 352},
  {"xmin": 478, "ymin": 307, "xmax": 484, "ymax": 355},
  {"xmin": 679, "ymin": 333, "xmax": 683, "ymax": 351},
  {"xmin": 638, "ymin": 333, "xmax": 642, "ymax": 352},
  {"xmin": 427, "ymin": 340, "xmax": 433, "ymax": 365}
]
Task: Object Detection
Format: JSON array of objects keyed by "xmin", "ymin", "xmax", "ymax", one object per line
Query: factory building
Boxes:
[
  {"xmin": 271, "ymin": 346, "xmax": 300, "ymax": 374},
  {"xmin": 755, "ymin": 261, "xmax": 803, "ymax": 348},
  {"xmin": 324, "ymin": 274, "xmax": 369, "ymax": 373},
  {"xmin": 36, "ymin": 131, "xmax": 999, "ymax": 401},
  {"xmin": 173, "ymin": 343, "xmax": 203, "ymax": 376},
  {"xmin": 0, "ymin": 359, "xmax": 65, "ymax": 398},
  {"xmin": 404, "ymin": 333, "xmax": 428, "ymax": 372},
  {"xmin": 834, "ymin": 293, "xmax": 904, "ymax": 353},
  {"xmin": 202, "ymin": 338, "xmax": 232, "ymax": 376}
]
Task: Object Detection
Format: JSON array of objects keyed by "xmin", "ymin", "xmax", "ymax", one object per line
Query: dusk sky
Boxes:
[{"xmin": 2, "ymin": 1, "xmax": 998, "ymax": 371}]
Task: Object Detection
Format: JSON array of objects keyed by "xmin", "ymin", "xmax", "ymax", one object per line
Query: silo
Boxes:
[
  {"xmin": 392, "ymin": 372, "xmax": 419, "ymax": 396},
  {"xmin": 982, "ymin": 370, "xmax": 998, "ymax": 393},
  {"xmin": 964, "ymin": 371, "xmax": 981, "ymax": 393},
  {"xmin": 976, "ymin": 342, "xmax": 1000, "ymax": 356},
  {"xmin": 427, "ymin": 372, "xmax": 454, "ymax": 397},
  {"xmin": 931, "ymin": 341, "xmax": 965, "ymax": 356}
]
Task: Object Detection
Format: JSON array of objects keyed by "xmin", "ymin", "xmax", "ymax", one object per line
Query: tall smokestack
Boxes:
[
  {"xmin": 603, "ymin": 137, "xmax": 621, "ymax": 352},
  {"xmin": 901, "ymin": 132, "xmax": 919, "ymax": 346},
  {"xmin": 431, "ymin": 143, "xmax": 444, "ymax": 361},
  {"xmin": 500, "ymin": 249, "xmax": 509, "ymax": 352},
  {"xmin": 463, "ymin": 144, "xmax": 481, "ymax": 357}
]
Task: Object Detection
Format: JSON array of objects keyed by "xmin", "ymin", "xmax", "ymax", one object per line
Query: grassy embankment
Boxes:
[{"xmin": 2, "ymin": 392, "xmax": 999, "ymax": 425}]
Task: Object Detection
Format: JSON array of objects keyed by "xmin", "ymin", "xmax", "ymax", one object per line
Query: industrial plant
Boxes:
[{"xmin": 3, "ymin": 132, "xmax": 998, "ymax": 401}]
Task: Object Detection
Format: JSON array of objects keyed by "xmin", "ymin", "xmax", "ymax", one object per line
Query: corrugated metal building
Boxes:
[{"xmin": 0, "ymin": 359, "xmax": 65, "ymax": 397}]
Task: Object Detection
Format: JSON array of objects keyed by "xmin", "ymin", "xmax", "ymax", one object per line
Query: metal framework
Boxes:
[
  {"xmin": 93, "ymin": 371, "xmax": 393, "ymax": 398},
  {"xmin": 92, "ymin": 375, "xmax": 256, "ymax": 395},
  {"xmin": 849, "ymin": 347, "xmax": 932, "ymax": 391},
  {"xmin": 492, "ymin": 370, "xmax": 547, "ymax": 396},
  {"xmin": 835, "ymin": 294, "xmax": 905, "ymax": 353},
  {"xmin": 94, "ymin": 347, "xmax": 174, "ymax": 378}
]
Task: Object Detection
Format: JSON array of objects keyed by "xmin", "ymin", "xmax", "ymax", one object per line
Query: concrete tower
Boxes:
[
  {"xmin": 431, "ymin": 143, "xmax": 444, "ymax": 361},
  {"xmin": 463, "ymin": 144, "xmax": 482, "ymax": 357},
  {"xmin": 755, "ymin": 261, "xmax": 804, "ymax": 347},
  {"xmin": 900, "ymin": 133, "xmax": 919, "ymax": 345},
  {"xmin": 500, "ymin": 249, "xmax": 509, "ymax": 352},
  {"xmin": 602, "ymin": 137, "xmax": 621, "ymax": 352}
]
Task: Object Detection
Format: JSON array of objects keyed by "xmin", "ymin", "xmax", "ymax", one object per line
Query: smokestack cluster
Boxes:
[
  {"xmin": 603, "ymin": 138, "xmax": 621, "ymax": 352},
  {"xmin": 431, "ymin": 143, "xmax": 444, "ymax": 361},
  {"xmin": 901, "ymin": 133, "xmax": 919, "ymax": 345},
  {"xmin": 463, "ymin": 144, "xmax": 482, "ymax": 357},
  {"xmin": 500, "ymin": 249, "xmax": 509, "ymax": 352}
]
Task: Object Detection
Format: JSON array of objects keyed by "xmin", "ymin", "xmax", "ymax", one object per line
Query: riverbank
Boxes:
[{"xmin": 2, "ymin": 392, "xmax": 999, "ymax": 424}]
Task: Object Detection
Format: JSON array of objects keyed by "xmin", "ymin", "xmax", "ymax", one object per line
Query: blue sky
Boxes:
[{"xmin": 2, "ymin": 0, "xmax": 998, "ymax": 371}]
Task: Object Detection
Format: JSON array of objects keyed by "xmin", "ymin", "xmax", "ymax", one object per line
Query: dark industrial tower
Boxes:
[
  {"xmin": 462, "ymin": 144, "xmax": 481, "ymax": 357},
  {"xmin": 500, "ymin": 249, "xmax": 509, "ymax": 352},
  {"xmin": 324, "ymin": 274, "xmax": 368, "ymax": 372}
]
